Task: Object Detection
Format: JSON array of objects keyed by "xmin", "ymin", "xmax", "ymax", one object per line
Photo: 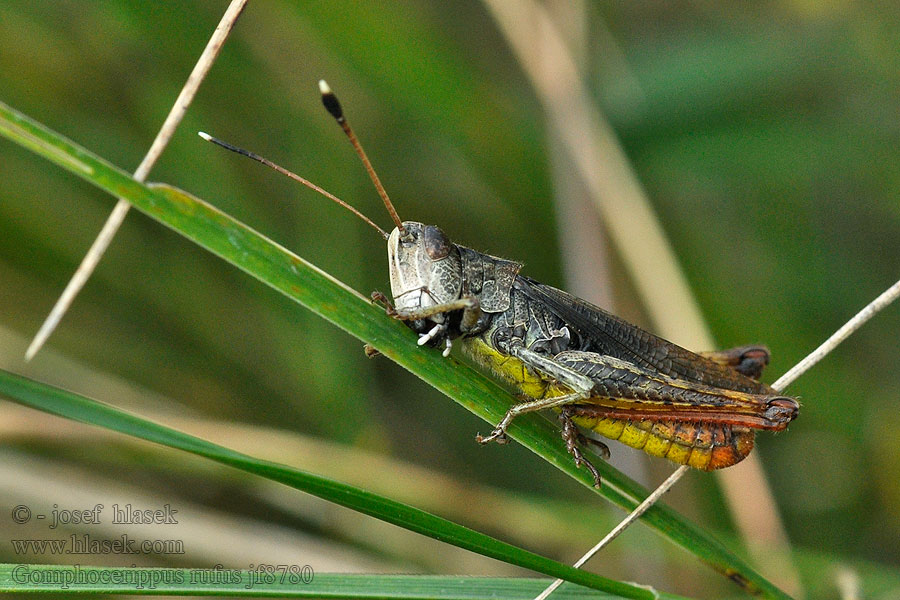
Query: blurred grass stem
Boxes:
[
  {"xmin": 534, "ymin": 465, "xmax": 688, "ymax": 600},
  {"xmin": 24, "ymin": 0, "xmax": 248, "ymax": 361},
  {"xmin": 772, "ymin": 278, "xmax": 900, "ymax": 391}
]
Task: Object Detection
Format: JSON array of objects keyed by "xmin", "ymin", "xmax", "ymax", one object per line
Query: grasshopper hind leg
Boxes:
[
  {"xmin": 475, "ymin": 391, "xmax": 587, "ymax": 445},
  {"xmin": 476, "ymin": 394, "xmax": 608, "ymax": 487}
]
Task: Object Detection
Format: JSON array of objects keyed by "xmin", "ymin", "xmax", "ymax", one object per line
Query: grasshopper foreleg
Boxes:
[
  {"xmin": 372, "ymin": 290, "xmax": 482, "ymax": 356},
  {"xmin": 371, "ymin": 290, "xmax": 400, "ymax": 317},
  {"xmin": 371, "ymin": 290, "xmax": 481, "ymax": 322}
]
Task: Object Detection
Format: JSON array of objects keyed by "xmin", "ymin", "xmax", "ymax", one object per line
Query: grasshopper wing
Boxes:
[{"xmin": 514, "ymin": 275, "xmax": 771, "ymax": 395}]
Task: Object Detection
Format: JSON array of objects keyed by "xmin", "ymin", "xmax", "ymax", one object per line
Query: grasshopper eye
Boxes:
[{"xmin": 423, "ymin": 225, "xmax": 451, "ymax": 260}]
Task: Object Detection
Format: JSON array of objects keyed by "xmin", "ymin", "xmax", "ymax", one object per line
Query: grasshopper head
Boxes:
[{"xmin": 387, "ymin": 222, "xmax": 462, "ymax": 318}]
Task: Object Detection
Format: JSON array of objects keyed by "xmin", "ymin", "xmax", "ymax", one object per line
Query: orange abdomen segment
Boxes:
[{"xmin": 571, "ymin": 411, "xmax": 755, "ymax": 470}]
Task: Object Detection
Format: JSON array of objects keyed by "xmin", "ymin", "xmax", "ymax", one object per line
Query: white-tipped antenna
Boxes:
[
  {"xmin": 198, "ymin": 131, "xmax": 388, "ymax": 239},
  {"xmin": 318, "ymin": 80, "xmax": 405, "ymax": 236}
]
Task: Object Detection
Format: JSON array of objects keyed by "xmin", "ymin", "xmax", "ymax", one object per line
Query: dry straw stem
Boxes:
[
  {"xmin": 834, "ymin": 566, "xmax": 862, "ymax": 600},
  {"xmin": 534, "ymin": 464, "xmax": 689, "ymax": 600},
  {"xmin": 481, "ymin": 0, "xmax": 801, "ymax": 594},
  {"xmin": 771, "ymin": 278, "xmax": 900, "ymax": 392},
  {"xmin": 25, "ymin": 0, "xmax": 249, "ymax": 361}
]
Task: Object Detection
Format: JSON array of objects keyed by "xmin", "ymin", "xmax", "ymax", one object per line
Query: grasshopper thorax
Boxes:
[{"xmin": 388, "ymin": 222, "xmax": 462, "ymax": 323}]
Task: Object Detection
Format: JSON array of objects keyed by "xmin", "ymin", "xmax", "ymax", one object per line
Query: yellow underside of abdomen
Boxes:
[{"xmin": 460, "ymin": 337, "xmax": 754, "ymax": 470}]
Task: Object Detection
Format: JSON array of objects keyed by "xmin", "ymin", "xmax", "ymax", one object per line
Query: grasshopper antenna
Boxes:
[
  {"xmin": 318, "ymin": 80, "xmax": 405, "ymax": 236},
  {"xmin": 198, "ymin": 131, "xmax": 389, "ymax": 239}
]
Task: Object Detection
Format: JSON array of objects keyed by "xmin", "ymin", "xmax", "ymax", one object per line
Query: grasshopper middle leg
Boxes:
[{"xmin": 559, "ymin": 407, "xmax": 605, "ymax": 487}]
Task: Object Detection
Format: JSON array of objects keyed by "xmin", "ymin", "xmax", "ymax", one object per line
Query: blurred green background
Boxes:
[{"xmin": 1, "ymin": 1, "xmax": 899, "ymax": 597}]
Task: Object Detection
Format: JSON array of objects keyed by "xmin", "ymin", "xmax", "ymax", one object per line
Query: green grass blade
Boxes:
[
  {"xmin": 0, "ymin": 564, "xmax": 693, "ymax": 599},
  {"xmin": 0, "ymin": 370, "xmax": 660, "ymax": 599},
  {"xmin": 0, "ymin": 99, "xmax": 790, "ymax": 599}
]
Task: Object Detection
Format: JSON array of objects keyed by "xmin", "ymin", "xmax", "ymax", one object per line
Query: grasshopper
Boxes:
[{"xmin": 202, "ymin": 81, "xmax": 799, "ymax": 487}]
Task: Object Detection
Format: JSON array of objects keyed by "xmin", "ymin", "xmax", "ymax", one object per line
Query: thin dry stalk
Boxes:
[
  {"xmin": 25, "ymin": 0, "xmax": 249, "ymax": 361},
  {"xmin": 534, "ymin": 465, "xmax": 687, "ymax": 600},
  {"xmin": 772, "ymin": 278, "xmax": 900, "ymax": 392}
]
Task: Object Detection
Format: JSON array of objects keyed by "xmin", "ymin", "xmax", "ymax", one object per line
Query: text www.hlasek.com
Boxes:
[{"xmin": 11, "ymin": 534, "xmax": 184, "ymax": 556}]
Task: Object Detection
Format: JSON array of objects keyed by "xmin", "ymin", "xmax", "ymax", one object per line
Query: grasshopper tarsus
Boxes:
[
  {"xmin": 581, "ymin": 459, "xmax": 603, "ymax": 489},
  {"xmin": 371, "ymin": 290, "xmax": 400, "ymax": 317},
  {"xmin": 476, "ymin": 429, "xmax": 509, "ymax": 445},
  {"xmin": 363, "ymin": 343, "xmax": 381, "ymax": 358}
]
